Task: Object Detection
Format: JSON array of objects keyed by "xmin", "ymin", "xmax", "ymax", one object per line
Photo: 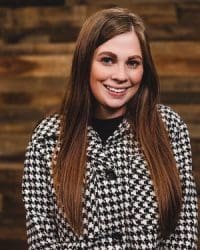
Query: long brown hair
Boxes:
[{"xmin": 53, "ymin": 8, "xmax": 182, "ymax": 238}]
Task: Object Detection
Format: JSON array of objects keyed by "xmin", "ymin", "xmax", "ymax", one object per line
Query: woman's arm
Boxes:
[
  {"xmin": 22, "ymin": 125, "xmax": 75, "ymax": 250},
  {"xmin": 161, "ymin": 119, "xmax": 198, "ymax": 249}
]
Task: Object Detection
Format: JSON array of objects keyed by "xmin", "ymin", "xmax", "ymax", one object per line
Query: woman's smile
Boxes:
[{"xmin": 104, "ymin": 84, "xmax": 130, "ymax": 95}]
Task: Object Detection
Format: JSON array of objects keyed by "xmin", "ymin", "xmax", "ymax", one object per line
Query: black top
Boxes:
[{"xmin": 92, "ymin": 116, "xmax": 123, "ymax": 143}]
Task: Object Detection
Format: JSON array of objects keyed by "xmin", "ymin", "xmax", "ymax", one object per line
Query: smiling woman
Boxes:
[{"xmin": 22, "ymin": 7, "xmax": 198, "ymax": 250}]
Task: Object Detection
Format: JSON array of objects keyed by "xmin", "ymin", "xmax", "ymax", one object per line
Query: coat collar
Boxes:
[
  {"xmin": 87, "ymin": 118, "xmax": 131, "ymax": 145},
  {"xmin": 86, "ymin": 118, "xmax": 135, "ymax": 163}
]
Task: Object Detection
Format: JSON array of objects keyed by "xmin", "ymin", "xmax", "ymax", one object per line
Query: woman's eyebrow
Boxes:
[
  {"xmin": 128, "ymin": 55, "xmax": 143, "ymax": 61},
  {"xmin": 97, "ymin": 51, "xmax": 117, "ymax": 57},
  {"xmin": 97, "ymin": 51, "xmax": 142, "ymax": 60}
]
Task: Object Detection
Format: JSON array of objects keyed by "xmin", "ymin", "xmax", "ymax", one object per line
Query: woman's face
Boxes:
[{"xmin": 90, "ymin": 31, "xmax": 144, "ymax": 119}]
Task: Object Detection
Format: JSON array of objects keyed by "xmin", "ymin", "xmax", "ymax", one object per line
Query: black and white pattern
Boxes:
[{"xmin": 22, "ymin": 104, "xmax": 198, "ymax": 249}]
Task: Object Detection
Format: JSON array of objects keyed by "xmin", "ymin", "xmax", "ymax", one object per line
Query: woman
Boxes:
[{"xmin": 22, "ymin": 8, "xmax": 198, "ymax": 249}]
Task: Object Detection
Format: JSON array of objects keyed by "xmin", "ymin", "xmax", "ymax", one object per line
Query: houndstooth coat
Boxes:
[{"xmin": 22, "ymin": 105, "xmax": 198, "ymax": 249}]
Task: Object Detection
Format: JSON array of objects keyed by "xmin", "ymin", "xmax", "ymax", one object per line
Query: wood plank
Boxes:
[
  {"xmin": 0, "ymin": 163, "xmax": 22, "ymax": 171},
  {"xmin": 0, "ymin": 5, "xmax": 199, "ymax": 43},
  {"xmin": 0, "ymin": 0, "xmax": 64, "ymax": 7},
  {"xmin": 0, "ymin": 122, "xmax": 37, "ymax": 134},
  {"xmin": 151, "ymin": 42, "xmax": 200, "ymax": 59},
  {"xmin": 0, "ymin": 3, "xmax": 177, "ymax": 30},
  {"xmin": 1, "ymin": 135, "xmax": 33, "ymax": 161},
  {"xmin": 160, "ymin": 77, "xmax": 200, "ymax": 92},
  {"xmin": 1, "ymin": 41, "xmax": 200, "ymax": 61},
  {"xmin": 0, "ymin": 6, "xmax": 86, "ymax": 30},
  {"xmin": 1, "ymin": 188, "xmax": 25, "ymax": 216},
  {"xmin": 86, "ymin": 2, "xmax": 177, "ymax": 24},
  {"xmin": 0, "ymin": 193, "xmax": 2, "ymax": 213},
  {"xmin": 0, "ymin": 166, "xmax": 22, "ymax": 184},
  {"xmin": 0, "ymin": 226, "xmax": 26, "ymax": 240},
  {"xmin": 176, "ymin": 2, "xmax": 200, "ymax": 25},
  {"xmin": 147, "ymin": 23, "xmax": 200, "ymax": 41},
  {"xmin": 0, "ymin": 240, "xmax": 27, "ymax": 250},
  {"xmin": 0, "ymin": 77, "xmax": 67, "ymax": 94},
  {"xmin": 0, "ymin": 107, "xmax": 44, "ymax": 123},
  {"xmin": 0, "ymin": 55, "xmax": 71, "ymax": 77},
  {"xmin": 192, "ymin": 157, "xmax": 200, "ymax": 174},
  {"xmin": 0, "ymin": 42, "xmax": 199, "ymax": 77},
  {"xmin": 191, "ymin": 139, "xmax": 200, "ymax": 157},
  {"xmin": 161, "ymin": 92, "xmax": 200, "ymax": 104},
  {"xmin": 151, "ymin": 41, "xmax": 200, "ymax": 77},
  {"xmin": 194, "ymin": 171, "xmax": 200, "ymax": 195},
  {"xmin": 0, "ymin": 91, "xmax": 64, "ymax": 107},
  {"xmin": 0, "ymin": 6, "xmax": 86, "ymax": 43},
  {"xmin": 0, "ymin": 135, "xmax": 29, "ymax": 160},
  {"xmin": 0, "ymin": 43, "xmax": 75, "ymax": 56},
  {"xmin": 1, "ymin": 22, "xmax": 200, "ymax": 43},
  {"xmin": 186, "ymin": 124, "xmax": 200, "ymax": 140},
  {"xmin": 0, "ymin": 106, "xmax": 56, "ymax": 122},
  {"xmin": 0, "ymin": 22, "xmax": 200, "ymax": 44},
  {"xmin": 2, "ymin": 24, "xmax": 79, "ymax": 44}
]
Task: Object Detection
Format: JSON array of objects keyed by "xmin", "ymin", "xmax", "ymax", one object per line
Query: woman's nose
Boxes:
[{"xmin": 111, "ymin": 64, "xmax": 128, "ymax": 83}]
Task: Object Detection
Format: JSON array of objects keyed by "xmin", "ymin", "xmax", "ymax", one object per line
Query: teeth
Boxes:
[{"xmin": 106, "ymin": 86, "xmax": 126, "ymax": 93}]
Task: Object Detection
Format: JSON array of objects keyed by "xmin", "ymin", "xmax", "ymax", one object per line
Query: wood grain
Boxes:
[
  {"xmin": 0, "ymin": 0, "xmax": 64, "ymax": 7},
  {"xmin": 0, "ymin": 42, "xmax": 199, "ymax": 77},
  {"xmin": 170, "ymin": 104, "xmax": 200, "ymax": 123},
  {"xmin": 161, "ymin": 92, "xmax": 200, "ymax": 104},
  {"xmin": 86, "ymin": 2, "xmax": 177, "ymax": 24},
  {"xmin": 0, "ymin": 55, "xmax": 72, "ymax": 77},
  {"xmin": 0, "ymin": 76, "xmax": 67, "ymax": 94},
  {"xmin": 176, "ymin": 2, "xmax": 200, "ymax": 25},
  {"xmin": 0, "ymin": 165, "xmax": 22, "ymax": 184},
  {"xmin": 0, "ymin": 6, "xmax": 86, "ymax": 29},
  {"xmin": 0, "ymin": 193, "xmax": 2, "ymax": 213},
  {"xmin": 0, "ymin": 135, "xmax": 29, "ymax": 160},
  {"xmin": 0, "ymin": 43, "xmax": 75, "ymax": 56},
  {"xmin": 151, "ymin": 42, "xmax": 200, "ymax": 77},
  {"xmin": 0, "ymin": 226, "xmax": 26, "ymax": 240},
  {"xmin": 160, "ymin": 76, "xmax": 200, "ymax": 92}
]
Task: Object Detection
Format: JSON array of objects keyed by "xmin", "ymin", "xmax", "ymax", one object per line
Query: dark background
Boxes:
[{"xmin": 0, "ymin": 0, "xmax": 199, "ymax": 249}]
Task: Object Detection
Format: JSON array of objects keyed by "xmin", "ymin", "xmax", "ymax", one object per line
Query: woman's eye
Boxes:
[
  {"xmin": 101, "ymin": 57, "xmax": 113, "ymax": 65},
  {"xmin": 128, "ymin": 60, "xmax": 140, "ymax": 68}
]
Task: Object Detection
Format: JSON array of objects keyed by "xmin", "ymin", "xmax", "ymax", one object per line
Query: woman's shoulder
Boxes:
[
  {"xmin": 156, "ymin": 104, "xmax": 186, "ymax": 135},
  {"xmin": 31, "ymin": 113, "xmax": 61, "ymax": 143},
  {"xmin": 157, "ymin": 104, "xmax": 183, "ymax": 125}
]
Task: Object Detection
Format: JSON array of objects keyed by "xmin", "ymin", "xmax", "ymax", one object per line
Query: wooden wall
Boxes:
[{"xmin": 0, "ymin": 0, "xmax": 199, "ymax": 249}]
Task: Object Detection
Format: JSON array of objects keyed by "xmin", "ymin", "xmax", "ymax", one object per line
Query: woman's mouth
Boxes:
[{"xmin": 104, "ymin": 85, "xmax": 129, "ymax": 94}]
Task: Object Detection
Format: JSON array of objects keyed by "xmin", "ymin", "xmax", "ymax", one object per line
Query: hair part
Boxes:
[{"xmin": 53, "ymin": 7, "xmax": 182, "ymax": 238}]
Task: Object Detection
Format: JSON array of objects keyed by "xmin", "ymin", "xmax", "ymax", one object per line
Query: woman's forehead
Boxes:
[{"xmin": 94, "ymin": 31, "xmax": 142, "ymax": 58}]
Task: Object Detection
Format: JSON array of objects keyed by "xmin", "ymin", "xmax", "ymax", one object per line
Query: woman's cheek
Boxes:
[
  {"xmin": 92, "ymin": 64, "xmax": 109, "ymax": 80},
  {"xmin": 131, "ymin": 68, "xmax": 143, "ymax": 84}
]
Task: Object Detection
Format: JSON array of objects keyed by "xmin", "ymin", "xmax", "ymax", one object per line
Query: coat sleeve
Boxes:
[
  {"xmin": 22, "ymin": 132, "xmax": 75, "ymax": 250},
  {"xmin": 160, "ymin": 119, "xmax": 198, "ymax": 249}
]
